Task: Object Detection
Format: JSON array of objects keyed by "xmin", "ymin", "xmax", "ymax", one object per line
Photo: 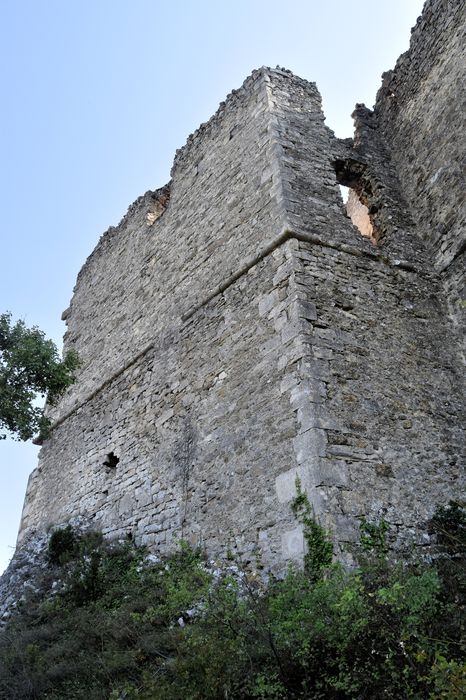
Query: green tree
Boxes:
[{"xmin": 0, "ymin": 312, "xmax": 79, "ymax": 441}]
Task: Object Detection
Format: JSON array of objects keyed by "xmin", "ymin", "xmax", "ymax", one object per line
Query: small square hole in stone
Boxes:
[{"xmin": 103, "ymin": 452, "xmax": 119, "ymax": 471}]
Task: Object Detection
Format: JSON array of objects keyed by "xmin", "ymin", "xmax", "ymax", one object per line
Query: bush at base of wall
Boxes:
[{"xmin": 0, "ymin": 501, "xmax": 464, "ymax": 700}]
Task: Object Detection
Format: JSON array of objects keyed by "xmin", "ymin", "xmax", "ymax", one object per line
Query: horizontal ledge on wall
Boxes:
[
  {"xmin": 46, "ymin": 340, "xmax": 156, "ymax": 435},
  {"xmin": 181, "ymin": 225, "xmax": 424, "ymax": 322},
  {"xmin": 45, "ymin": 226, "xmax": 423, "ymax": 435}
]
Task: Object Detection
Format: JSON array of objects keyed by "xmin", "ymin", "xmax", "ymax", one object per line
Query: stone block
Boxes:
[
  {"xmin": 281, "ymin": 526, "xmax": 304, "ymax": 560},
  {"xmin": 293, "ymin": 428, "xmax": 327, "ymax": 464},
  {"xmin": 275, "ymin": 468, "xmax": 300, "ymax": 503}
]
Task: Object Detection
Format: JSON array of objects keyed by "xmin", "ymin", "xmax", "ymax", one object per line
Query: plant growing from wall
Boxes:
[{"xmin": 290, "ymin": 476, "xmax": 333, "ymax": 578}]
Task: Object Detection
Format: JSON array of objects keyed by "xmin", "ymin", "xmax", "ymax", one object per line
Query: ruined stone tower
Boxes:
[{"xmin": 15, "ymin": 0, "xmax": 465, "ymax": 572}]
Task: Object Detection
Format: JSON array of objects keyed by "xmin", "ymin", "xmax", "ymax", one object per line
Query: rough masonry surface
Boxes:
[{"xmin": 2, "ymin": 0, "xmax": 464, "ymax": 610}]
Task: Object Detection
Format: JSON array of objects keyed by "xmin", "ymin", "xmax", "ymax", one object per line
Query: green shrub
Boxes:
[
  {"xmin": 47, "ymin": 525, "xmax": 77, "ymax": 566},
  {"xmin": 429, "ymin": 500, "xmax": 466, "ymax": 553},
  {"xmin": 0, "ymin": 502, "xmax": 464, "ymax": 699}
]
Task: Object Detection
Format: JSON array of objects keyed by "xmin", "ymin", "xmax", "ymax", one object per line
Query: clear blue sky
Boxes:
[{"xmin": 0, "ymin": 0, "xmax": 424, "ymax": 573}]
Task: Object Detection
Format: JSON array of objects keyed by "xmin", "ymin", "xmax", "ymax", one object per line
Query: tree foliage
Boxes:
[{"xmin": 0, "ymin": 312, "xmax": 79, "ymax": 441}]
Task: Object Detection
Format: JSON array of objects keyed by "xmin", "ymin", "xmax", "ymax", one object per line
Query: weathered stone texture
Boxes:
[
  {"xmin": 372, "ymin": 0, "xmax": 466, "ymax": 336},
  {"xmin": 55, "ymin": 69, "xmax": 288, "ymax": 419},
  {"xmin": 293, "ymin": 240, "xmax": 464, "ymax": 552},
  {"xmin": 22, "ymin": 246, "xmax": 303, "ymax": 568},
  {"xmin": 6, "ymin": 0, "xmax": 464, "ymax": 582}
]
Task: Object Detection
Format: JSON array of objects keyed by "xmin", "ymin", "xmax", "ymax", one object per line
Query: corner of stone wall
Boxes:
[{"xmin": 265, "ymin": 238, "xmax": 332, "ymax": 563}]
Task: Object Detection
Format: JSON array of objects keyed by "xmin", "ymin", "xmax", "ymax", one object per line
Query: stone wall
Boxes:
[
  {"xmin": 22, "ymin": 244, "xmax": 302, "ymax": 569},
  {"xmin": 372, "ymin": 0, "xmax": 466, "ymax": 340},
  {"xmin": 13, "ymin": 0, "xmax": 465, "ymax": 577},
  {"xmin": 290, "ymin": 238, "xmax": 464, "ymax": 552},
  {"xmin": 54, "ymin": 68, "xmax": 289, "ymax": 420}
]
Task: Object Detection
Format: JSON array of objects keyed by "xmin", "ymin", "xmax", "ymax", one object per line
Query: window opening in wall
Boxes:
[
  {"xmin": 103, "ymin": 452, "xmax": 119, "ymax": 471},
  {"xmin": 340, "ymin": 185, "xmax": 375, "ymax": 243},
  {"xmin": 334, "ymin": 159, "xmax": 378, "ymax": 244}
]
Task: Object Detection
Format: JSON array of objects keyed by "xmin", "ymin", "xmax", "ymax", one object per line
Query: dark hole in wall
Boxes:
[
  {"xmin": 334, "ymin": 158, "xmax": 367, "ymax": 190},
  {"xmin": 103, "ymin": 452, "xmax": 119, "ymax": 471}
]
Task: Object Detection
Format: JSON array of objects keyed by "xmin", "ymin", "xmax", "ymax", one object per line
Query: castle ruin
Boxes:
[{"xmin": 13, "ymin": 0, "xmax": 466, "ymax": 573}]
